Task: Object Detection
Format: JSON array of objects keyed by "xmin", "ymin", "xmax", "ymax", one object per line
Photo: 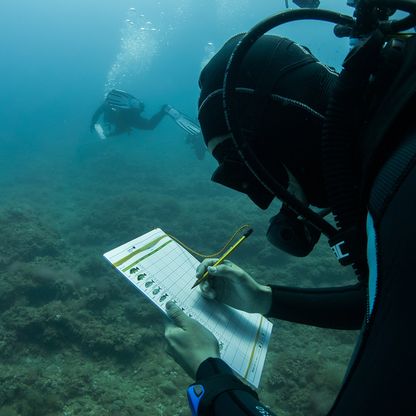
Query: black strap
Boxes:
[
  {"xmin": 194, "ymin": 374, "xmax": 258, "ymax": 415},
  {"xmin": 360, "ymin": 36, "xmax": 416, "ymax": 197},
  {"xmin": 321, "ymin": 31, "xmax": 386, "ymax": 280},
  {"xmin": 369, "ymin": 130, "xmax": 416, "ymax": 224}
]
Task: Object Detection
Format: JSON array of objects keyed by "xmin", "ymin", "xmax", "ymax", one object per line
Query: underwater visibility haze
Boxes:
[{"xmin": 0, "ymin": 1, "xmax": 358, "ymax": 415}]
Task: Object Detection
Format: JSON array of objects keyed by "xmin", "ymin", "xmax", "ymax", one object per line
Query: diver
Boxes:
[
  {"xmin": 285, "ymin": 0, "xmax": 320, "ymax": 8},
  {"xmin": 90, "ymin": 89, "xmax": 202, "ymax": 141},
  {"xmin": 185, "ymin": 132, "xmax": 207, "ymax": 160},
  {"xmin": 90, "ymin": 89, "xmax": 167, "ymax": 139},
  {"xmin": 163, "ymin": 19, "xmax": 416, "ymax": 416}
]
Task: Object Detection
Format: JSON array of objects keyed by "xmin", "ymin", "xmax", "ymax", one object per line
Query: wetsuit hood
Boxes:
[{"xmin": 198, "ymin": 33, "xmax": 338, "ymax": 208}]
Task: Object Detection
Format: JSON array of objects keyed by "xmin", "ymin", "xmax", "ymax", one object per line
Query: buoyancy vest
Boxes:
[{"xmin": 322, "ymin": 31, "xmax": 416, "ymax": 282}]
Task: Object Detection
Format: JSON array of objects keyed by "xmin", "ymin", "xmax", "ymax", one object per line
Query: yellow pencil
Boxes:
[{"xmin": 191, "ymin": 228, "xmax": 253, "ymax": 289}]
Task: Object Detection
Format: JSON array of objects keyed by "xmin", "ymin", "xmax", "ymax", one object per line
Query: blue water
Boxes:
[
  {"xmin": 0, "ymin": 1, "xmax": 358, "ymax": 415},
  {"xmin": 0, "ymin": 0, "xmax": 349, "ymax": 155}
]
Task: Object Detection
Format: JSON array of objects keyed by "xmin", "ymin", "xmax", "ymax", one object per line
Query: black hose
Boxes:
[
  {"xmin": 321, "ymin": 30, "xmax": 386, "ymax": 277},
  {"xmin": 222, "ymin": 5, "xmax": 414, "ymax": 238},
  {"xmin": 390, "ymin": 14, "xmax": 416, "ymax": 32},
  {"xmin": 363, "ymin": 0, "xmax": 416, "ymax": 15},
  {"xmin": 355, "ymin": 0, "xmax": 416, "ymax": 34},
  {"xmin": 223, "ymin": 9, "xmax": 353, "ymax": 238}
]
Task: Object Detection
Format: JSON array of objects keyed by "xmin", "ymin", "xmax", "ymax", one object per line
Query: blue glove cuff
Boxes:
[{"xmin": 187, "ymin": 384, "xmax": 205, "ymax": 416}]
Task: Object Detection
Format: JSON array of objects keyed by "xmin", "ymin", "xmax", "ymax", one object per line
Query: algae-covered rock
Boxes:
[{"xmin": 0, "ymin": 208, "xmax": 63, "ymax": 268}]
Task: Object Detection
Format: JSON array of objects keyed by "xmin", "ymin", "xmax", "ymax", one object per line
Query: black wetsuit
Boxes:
[
  {"xmin": 90, "ymin": 103, "xmax": 166, "ymax": 137},
  {"xmin": 192, "ymin": 126, "xmax": 416, "ymax": 414}
]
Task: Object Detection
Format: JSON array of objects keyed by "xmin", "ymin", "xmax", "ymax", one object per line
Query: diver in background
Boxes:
[
  {"xmin": 90, "ymin": 89, "xmax": 168, "ymax": 138},
  {"xmin": 286, "ymin": 0, "xmax": 320, "ymax": 8},
  {"xmin": 185, "ymin": 132, "xmax": 206, "ymax": 160},
  {"xmin": 90, "ymin": 89, "xmax": 205, "ymax": 158},
  {"xmin": 163, "ymin": 31, "xmax": 416, "ymax": 415},
  {"xmin": 90, "ymin": 89, "xmax": 202, "ymax": 140}
]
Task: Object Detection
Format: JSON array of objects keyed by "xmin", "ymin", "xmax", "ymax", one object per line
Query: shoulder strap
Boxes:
[
  {"xmin": 322, "ymin": 33, "xmax": 416, "ymax": 279},
  {"xmin": 322, "ymin": 31, "xmax": 386, "ymax": 279},
  {"xmin": 360, "ymin": 35, "xmax": 416, "ymax": 197},
  {"xmin": 368, "ymin": 130, "xmax": 416, "ymax": 224}
]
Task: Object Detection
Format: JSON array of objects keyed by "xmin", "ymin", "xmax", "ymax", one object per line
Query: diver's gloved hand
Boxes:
[
  {"xmin": 196, "ymin": 259, "xmax": 272, "ymax": 315},
  {"xmin": 165, "ymin": 301, "xmax": 220, "ymax": 378}
]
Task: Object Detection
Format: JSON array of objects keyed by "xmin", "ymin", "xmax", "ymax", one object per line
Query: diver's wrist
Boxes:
[{"xmin": 256, "ymin": 284, "xmax": 272, "ymax": 315}]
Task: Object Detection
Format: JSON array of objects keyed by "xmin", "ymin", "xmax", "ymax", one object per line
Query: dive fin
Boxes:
[
  {"xmin": 177, "ymin": 119, "xmax": 201, "ymax": 135},
  {"xmin": 165, "ymin": 105, "xmax": 201, "ymax": 136},
  {"xmin": 106, "ymin": 89, "xmax": 139, "ymax": 110}
]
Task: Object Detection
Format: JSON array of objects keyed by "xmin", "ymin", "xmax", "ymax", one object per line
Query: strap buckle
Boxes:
[{"xmin": 329, "ymin": 226, "xmax": 365, "ymax": 266}]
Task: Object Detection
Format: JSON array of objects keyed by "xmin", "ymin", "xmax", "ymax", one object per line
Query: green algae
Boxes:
[{"xmin": 0, "ymin": 145, "xmax": 357, "ymax": 415}]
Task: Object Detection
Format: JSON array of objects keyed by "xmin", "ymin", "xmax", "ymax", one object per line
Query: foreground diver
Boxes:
[
  {"xmin": 163, "ymin": 7, "xmax": 416, "ymax": 416},
  {"xmin": 90, "ymin": 89, "xmax": 201, "ymax": 140}
]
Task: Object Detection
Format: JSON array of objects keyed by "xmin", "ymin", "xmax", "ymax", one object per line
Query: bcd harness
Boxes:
[{"xmin": 323, "ymin": 31, "xmax": 416, "ymax": 282}]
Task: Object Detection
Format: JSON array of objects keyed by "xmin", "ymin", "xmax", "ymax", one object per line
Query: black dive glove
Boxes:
[{"xmin": 187, "ymin": 358, "xmax": 263, "ymax": 416}]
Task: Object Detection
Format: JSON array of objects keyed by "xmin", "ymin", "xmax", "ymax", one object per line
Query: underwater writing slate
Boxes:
[{"xmin": 103, "ymin": 228, "xmax": 273, "ymax": 388}]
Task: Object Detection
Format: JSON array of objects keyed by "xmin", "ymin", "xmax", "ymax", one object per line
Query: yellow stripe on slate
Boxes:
[
  {"xmin": 244, "ymin": 316, "xmax": 264, "ymax": 379},
  {"xmin": 121, "ymin": 240, "xmax": 173, "ymax": 272},
  {"xmin": 113, "ymin": 235, "xmax": 169, "ymax": 267}
]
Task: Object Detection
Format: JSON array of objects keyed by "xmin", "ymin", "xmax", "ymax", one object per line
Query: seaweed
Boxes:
[{"xmin": 0, "ymin": 135, "xmax": 358, "ymax": 415}]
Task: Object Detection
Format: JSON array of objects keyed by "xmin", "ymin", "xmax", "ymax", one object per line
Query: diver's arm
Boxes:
[
  {"xmin": 164, "ymin": 301, "xmax": 277, "ymax": 415},
  {"xmin": 133, "ymin": 107, "xmax": 167, "ymax": 130},
  {"xmin": 267, "ymin": 283, "xmax": 366, "ymax": 329},
  {"xmin": 191, "ymin": 358, "xmax": 277, "ymax": 416},
  {"xmin": 196, "ymin": 259, "xmax": 365, "ymax": 330},
  {"xmin": 90, "ymin": 104, "xmax": 105, "ymax": 130}
]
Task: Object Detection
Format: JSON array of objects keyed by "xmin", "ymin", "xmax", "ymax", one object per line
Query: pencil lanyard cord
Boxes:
[{"xmin": 166, "ymin": 224, "xmax": 251, "ymax": 260}]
